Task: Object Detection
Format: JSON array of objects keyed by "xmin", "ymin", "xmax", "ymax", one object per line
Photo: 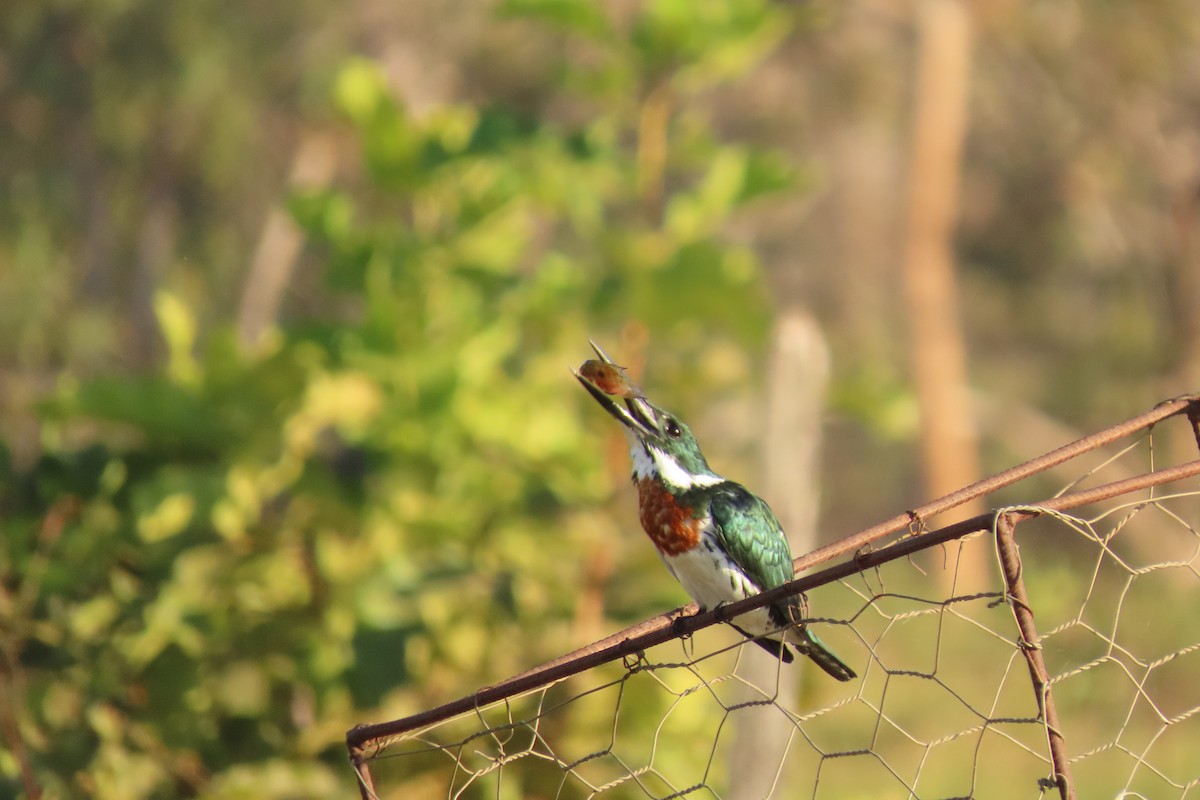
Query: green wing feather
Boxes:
[
  {"xmin": 707, "ymin": 483, "xmax": 857, "ymax": 682},
  {"xmin": 706, "ymin": 484, "xmax": 794, "ymax": 599}
]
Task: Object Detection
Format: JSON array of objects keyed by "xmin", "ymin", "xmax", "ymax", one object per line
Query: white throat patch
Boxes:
[{"xmin": 627, "ymin": 434, "xmax": 722, "ymax": 490}]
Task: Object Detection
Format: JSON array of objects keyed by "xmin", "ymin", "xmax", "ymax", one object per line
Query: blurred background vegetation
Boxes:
[{"xmin": 1, "ymin": 0, "xmax": 1198, "ymax": 797}]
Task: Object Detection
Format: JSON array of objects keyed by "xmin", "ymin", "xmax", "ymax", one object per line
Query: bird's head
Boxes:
[{"xmin": 575, "ymin": 342, "xmax": 721, "ymax": 492}]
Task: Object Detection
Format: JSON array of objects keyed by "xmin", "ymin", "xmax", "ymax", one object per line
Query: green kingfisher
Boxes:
[{"xmin": 576, "ymin": 342, "xmax": 855, "ymax": 681}]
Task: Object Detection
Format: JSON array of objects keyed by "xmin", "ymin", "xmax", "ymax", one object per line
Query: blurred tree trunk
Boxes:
[
  {"xmin": 1171, "ymin": 184, "xmax": 1200, "ymax": 391},
  {"xmin": 832, "ymin": 121, "xmax": 902, "ymax": 360},
  {"xmin": 900, "ymin": 0, "xmax": 987, "ymax": 589},
  {"xmin": 237, "ymin": 132, "xmax": 337, "ymax": 350},
  {"xmin": 1167, "ymin": 181, "xmax": 1200, "ymax": 466},
  {"xmin": 727, "ymin": 310, "xmax": 829, "ymax": 800}
]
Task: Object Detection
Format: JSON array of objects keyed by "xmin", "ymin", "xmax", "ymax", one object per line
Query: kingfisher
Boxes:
[{"xmin": 576, "ymin": 342, "xmax": 855, "ymax": 681}]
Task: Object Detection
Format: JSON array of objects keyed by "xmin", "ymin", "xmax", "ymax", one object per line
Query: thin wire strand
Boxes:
[{"xmin": 352, "ymin": 411, "xmax": 1200, "ymax": 799}]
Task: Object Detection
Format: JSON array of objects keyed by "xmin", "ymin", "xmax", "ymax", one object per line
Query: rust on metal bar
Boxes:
[
  {"xmin": 1036, "ymin": 458, "xmax": 1200, "ymax": 513},
  {"xmin": 345, "ymin": 398, "xmax": 1200, "ymax": 759},
  {"xmin": 350, "ymin": 759, "xmax": 377, "ymax": 800},
  {"xmin": 345, "ymin": 455, "xmax": 1200, "ymax": 754},
  {"xmin": 793, "ymin": 396, "xmax": 1199, "ymax": 574},
  {"xmin": 994, "ymin": 512, "xmax": 1075, "ymax": 800}
]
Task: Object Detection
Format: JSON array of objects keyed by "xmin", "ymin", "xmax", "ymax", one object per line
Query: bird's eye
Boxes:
[{"xmin": 664, "ymin": 418, "xmax": 682, "ymax": 438}]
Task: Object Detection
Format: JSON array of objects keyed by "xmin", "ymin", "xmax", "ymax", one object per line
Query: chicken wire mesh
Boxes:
[{"xmin": 347, "ymin": 397, "xmax": 1200, "ymax": 800}]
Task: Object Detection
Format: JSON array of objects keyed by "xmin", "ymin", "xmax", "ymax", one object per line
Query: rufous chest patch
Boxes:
[{"xmin": 636, "ymin": 479, "xmax": 702, "ymax": 557}]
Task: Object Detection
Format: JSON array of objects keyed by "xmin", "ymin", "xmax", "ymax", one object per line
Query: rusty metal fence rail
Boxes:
[{"xmin": 347, "ymin": 396, "xmax": 1200, "ymax": 799}]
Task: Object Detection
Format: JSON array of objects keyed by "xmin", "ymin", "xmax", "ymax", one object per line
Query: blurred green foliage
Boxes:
[
  {"xmin": 4, "ymin": 0, "xmax": 1198, "ymax": 796},
  {"xmin": 1, "ymin": 0, "xmax": 801, "ymax": 797}
]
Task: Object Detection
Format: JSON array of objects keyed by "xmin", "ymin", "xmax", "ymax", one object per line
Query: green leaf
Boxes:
[
  {"xmin": 63, "ymin": 377, "xmax": 226, "ymax": 450},
  {"xmin": 136, "ymin": 491, "xmax": 196, "ymax": 542},
  {"xmin": 287, "ymin": 188, "xmax": 355, "ymax": 245},
  {"xmin": 155, "ymin": 291, "xmax": 199, "ymax": 386},
  {"xmin": 333, "ymin": 58, "xmax": 391, "ymax": 125},
  {"xmin": 738, "ymin": 148, "xmax": 801, "ymax": 203}
]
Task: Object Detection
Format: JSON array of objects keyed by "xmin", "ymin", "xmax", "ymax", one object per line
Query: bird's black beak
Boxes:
[{"xmin": 574, "ymin": 340, "xmax": 661, "ymax": 439}]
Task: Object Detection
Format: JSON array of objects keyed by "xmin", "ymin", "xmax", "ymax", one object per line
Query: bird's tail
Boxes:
[{"xmin": 788, "ymin": 626, "xmax": 856, "ymax": 682}]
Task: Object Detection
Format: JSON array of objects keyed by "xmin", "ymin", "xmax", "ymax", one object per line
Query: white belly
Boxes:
[{"xmin": 661, "ymin": 545, "xmax": 776, "ymax": 637}]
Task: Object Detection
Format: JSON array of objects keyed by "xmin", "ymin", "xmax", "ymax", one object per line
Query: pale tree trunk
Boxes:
[
  {"xmin": 237, "ymin": 132, "xmax": 338, "ymax": 351},
  {"xmin": 1168, "ymin": 181, "xmax": 1200, "ymax": 463},
  {"xmin": 900, "ymin": 0, "xmax": 987, "ymax": 589},
  {"xmin": 727, "ymin": 311, "xmax": 829, "ymax": 800},
  {"xmin": 1171, "ymin": 198, "xmax": 1200, "ymax": 383}
]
